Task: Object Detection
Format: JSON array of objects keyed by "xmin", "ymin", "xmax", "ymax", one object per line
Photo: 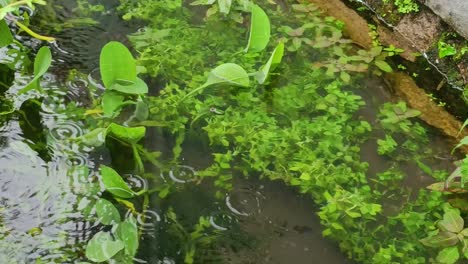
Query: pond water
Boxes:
[{"xmin": 0, "ymin": 0, "xmax": 462, "ymax": 263}]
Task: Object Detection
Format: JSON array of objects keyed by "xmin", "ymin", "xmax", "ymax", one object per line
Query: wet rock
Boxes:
[
  {"xmin": 424, "ymin": 0, "xmax": 468, "ymax": 39},
  {"xmin": 309, "ymin": 0, "xmax": 373, "ymax": 48},
  {"xmin": 394, "ymin": 10, "xmax": 441, "ymax": 51},
  {"xmin": 377, "ymin": 25, "xmax": 418, "ymax": 61},
  {"xmin": 386, "ymin": 72, "xmax": 468, "ymax": 152}
]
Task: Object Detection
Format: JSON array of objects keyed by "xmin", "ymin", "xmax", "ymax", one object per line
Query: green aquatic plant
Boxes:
[
  {"xmin": 84, "ymin": 166, "xmax": 147, "ymax": 263},
  {"xmin": 4, "ymin": 0, "xmax": 454, "ymax": 262},
  {"xmin": 18, "ymin": 46, "xmax": 51, "ymax": 94},
  {"xmin": 1, "ymin": 0, "xmax": 55, "ymax": 42},
  {"xmin": 245, "ymin": 4, "xmax": 270, "ymax": 53},
  {"xmin": 383, "ymin": 0, "xmax": 419, "ymax": 14},
  {"xmin": 438, "ymin": 41, "xmax": 457, "ymax": 59},
  {"xmin": 190, "ymin": 0, "xmax": 251, "ymax": 22},
  {"xmin": 420, "ymin": 209, "xmax": 468, "ymax": 264}
]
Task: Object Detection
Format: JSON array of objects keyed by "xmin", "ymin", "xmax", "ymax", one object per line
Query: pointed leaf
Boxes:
[
  {"xmin": 19, "ymin": 46, "xmax": 52, "ymax": 94},
  {"xmin": 205, "ymin": 63, "xmax": 250, "ymax": 87},
  {"xmin": 439, "ymin": 210, "xmax": 464, "ymax": 233},
  {"xmin": 420, "ymin": 232, "xmax": 459, "ymax": 248},
  {"xmin": 374, "ymin": 60, "xmax": 393, "ymax": 73},
  {"xmin": 255, "ymin": 42, "xmax": 284, "ymax": 84},
  {"xmin": 0, "ymin": 20, "xmax": 13, "ymax": 47},
  {"xmin": 115, "ymin": 216, "xmax": 139, "ymax": 257},
  {"xmin": 100, "ymin": 165, "xmax": 135, "ymax": 198},
  {"xmin": 245, "ymin": 4, "xmax": 270, "ymax": 53},
  {"xmin": 100, "ymin": 41, "xmax": 136, "ymax": 89},
  {"xmin": 95, "ymin": 198, "xmax": 121, "ymax": 225},
  {"xmin": 85, "ymin": 231, "xmax": 124, "ymax": 262}
]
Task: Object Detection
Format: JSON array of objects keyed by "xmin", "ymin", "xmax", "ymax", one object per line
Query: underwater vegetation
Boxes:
[{"xmin": 1, "ymin": 0, "xmax": 468, "ymax": 263}]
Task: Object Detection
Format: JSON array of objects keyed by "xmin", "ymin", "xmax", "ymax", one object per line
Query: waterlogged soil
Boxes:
[{"xmin": 0, "ymin": 0, "xmax": 462, "ymax": 263}]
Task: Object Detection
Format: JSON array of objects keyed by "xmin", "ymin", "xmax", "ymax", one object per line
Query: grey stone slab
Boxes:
[{"xmin": 424, "ymin": 0, "xmax": 468, "ymax": 39}]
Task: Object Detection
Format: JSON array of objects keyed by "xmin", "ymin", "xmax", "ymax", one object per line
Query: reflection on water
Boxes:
[{"xmin": 0, "ymin": 122, "xmax": 89, "ymax": 262}]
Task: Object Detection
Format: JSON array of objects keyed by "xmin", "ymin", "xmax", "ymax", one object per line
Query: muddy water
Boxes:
[{"xmin": 0, "ymin": 1, "xmax": 460, "ymax": 263}]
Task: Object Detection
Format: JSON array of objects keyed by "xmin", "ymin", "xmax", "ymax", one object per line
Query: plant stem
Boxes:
[
  {"xmin": 14, "ymin": 20, "xmax": 56, "ymax": 42},
  {"xmin": 178, "ymin": 83, "xmax": 208, "ymax": 103}
]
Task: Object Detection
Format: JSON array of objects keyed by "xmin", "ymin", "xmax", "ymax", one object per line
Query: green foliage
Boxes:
[
  {"xmin": 255, "ymin": 42, "xmax": 285, "ymax": 84},
  {"xmin": 377, "ymin": 135, "xmax": 397, "ymax": 155},
  {"xmin": 245, "ymin": 4, "xmax": 270, "ymax": 53},
  {"xmin": 4, "ymin": 0, "xmax": 454, "ymax": 262},
  {"xmin": 18, "ymin": 46, "xmax": 51, "ymax": 94},
  {"xmin": 100, "ymin": 165, "xmax": 135, "ymax": 198},
  {"xmin": 438, "ymin": 41, "xmax": 457, "ymax": 58},
  {"xmin": 0, "ymin": 19, "xmax": 13, "ymax": 47},
  {"xmin": 99, "ymin": 41, "xmax": 137, "ymax": 89},
  {"xmin": 95, "ymin": 198, "xmax": 121, "ymax": 225},
  {"xmin": 420, "ymin": 209, "xmax": 468, "ymax": 263},
  {"xmin": 201, "ymin": 63, "xmax": 250, "ymax": 88},
  {"xmin": 0, "ymin": 0, "xmax": 46, "ymax": 20},
  {"xmin": 383, "ymin": 0, "xmax": 419, "ymax": 14},
  {"xmin": 86, "ymin": 231, "xmax": 125, "ymax": 262}
]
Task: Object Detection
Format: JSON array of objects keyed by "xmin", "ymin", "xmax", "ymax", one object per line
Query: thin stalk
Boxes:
[
  {"xmin": 14, "ymin": 20, "xmax": 55, "ymax": 42},
  {"xmin": 177, "ymin": 83, "xmax": 208, "ymax": 103}
]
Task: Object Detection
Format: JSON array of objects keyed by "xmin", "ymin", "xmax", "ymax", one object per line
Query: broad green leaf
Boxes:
[
  {"xmin": 255, "ymin": 42, "xmax": 285, "ymax": 84},
  {"xmin": 110, "ymin": 77, "xmax": 148, "ymax": 95},
  {"xmin": 100, "ymin": 165, "xmax": 135, "ymax": 198},
  {"xmin": 374, "ymin": 60, "xmax": 393, "ymax": 73},
  {"xmin": 95, "ymin": 198, "xmax": 121, "ymax": 225},
  {"xmin": 179, "ymin": 63, "xmax": 250, "ymax": 101},
  {"xmin": 218, "ymin": 0, "xmax": 232, "ymax": 14},
  {"xmin": 102, "ymin": 91, "xmax": 125, "ymax": 117},
  {"xmin": 245, "ymin": 4, "xmax": 270, "ymax": 53},
  {"xmin": 100, "ymin": 41, "xmax": 136, "ymax": 89},
  {"xmin": 106, "ymin": 123, "xmax": 146, "ymax": 144},
  {"xmin": 420, "ymin": 232, "xmax": 459, "ymax": 248},
  {"xmin": 19, "ymin": 46, "xmax": 52, "ymax": 94},
  {"xmin": 0, "ymin": 20, "xmax": 13, "ymax": 47},
  {"xmin": 85, "ymin": 231, "xmax": 124, "ymax": 262},
  {"xmin": 439, "ymin": 210, "xmax": 464, "ymax": 233},
  {"xmin": 436, "ymin": 246, "xmax": 460, "ymax": 264},
  {"xmin": 205, "ymin": 63, "xmax": 250, "ymax": 87},
  {"xmin": 115, "ymin": 216, "xmax": 139, "ymax": 257}
]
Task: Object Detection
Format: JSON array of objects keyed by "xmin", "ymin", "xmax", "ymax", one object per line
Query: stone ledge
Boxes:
[{"xmin": 423, "ymin": 0, "xmax": 468, "ymax": 40}]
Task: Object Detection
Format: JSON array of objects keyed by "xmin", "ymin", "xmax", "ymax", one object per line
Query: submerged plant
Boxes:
[{"xmin": 420, "ymin": 209, "xmax": 468, "ymax": 264}]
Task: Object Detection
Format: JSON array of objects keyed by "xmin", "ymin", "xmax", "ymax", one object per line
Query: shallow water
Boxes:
[{"xmin": 0, "ymin": 0, "xmax": 460, "ymax": 263}]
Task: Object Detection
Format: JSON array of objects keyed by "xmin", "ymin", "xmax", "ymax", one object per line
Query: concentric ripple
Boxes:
[
  {"xmin": 225, "ymin": 188, "xmax": 263, "ymax": 217},
  {"xmin": 49, "ymin": 121, "xmax": 84, "ymax": 141},
  {"xmin": 160, "ymin": 165, "xmax": 197, "ymax": 184}
]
